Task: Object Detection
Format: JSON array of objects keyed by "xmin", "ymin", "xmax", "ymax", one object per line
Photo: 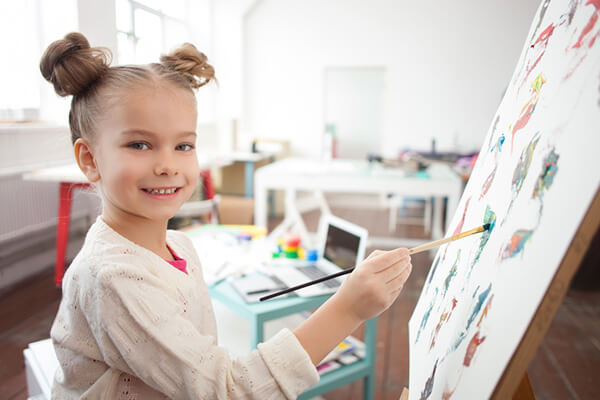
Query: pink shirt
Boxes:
[{"xmin": 166, "ymin": 245, "xmax": 187, "ymax": 274}]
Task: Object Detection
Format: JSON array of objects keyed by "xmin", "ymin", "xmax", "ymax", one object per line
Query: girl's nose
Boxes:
[
  {"xmin": 155, "ymin": 165, "xmax": 178, "ymax": 176},
  {"xmin": 153, "ymin": 155, "xmax": 178, "ymax": 176}
]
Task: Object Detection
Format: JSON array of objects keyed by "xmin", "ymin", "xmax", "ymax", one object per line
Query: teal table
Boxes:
[{"xmin": 209, "ymin": 280, "xmax": 378, "ymax": 399}]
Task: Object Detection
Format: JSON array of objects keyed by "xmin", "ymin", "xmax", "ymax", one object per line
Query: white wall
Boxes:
[
  {"xmin": 209, "ymin": 0, "xmax": 257, "ymax": 151},
  {"xmin": 243, "ymin": 0, "xmax": 541, "ymax": 157}
]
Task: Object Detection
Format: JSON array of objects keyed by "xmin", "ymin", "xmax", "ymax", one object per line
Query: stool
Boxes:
[{"xmin": 23, "ymin": 338, "xmax": 58, "ymax": 400}]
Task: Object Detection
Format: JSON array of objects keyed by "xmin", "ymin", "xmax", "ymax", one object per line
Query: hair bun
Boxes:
[
  {"xmin": 160, "ymin": 43, "xmax": 216, "ymax": 89},
  {"xmin": 40, "ymin": 32, "xmax": 111, "ymax": 97}
]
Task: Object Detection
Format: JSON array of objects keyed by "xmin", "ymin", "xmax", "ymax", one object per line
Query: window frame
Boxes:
[{"xmin": 116, "ymin": 0, "xmax": 192, "ymax": 64}]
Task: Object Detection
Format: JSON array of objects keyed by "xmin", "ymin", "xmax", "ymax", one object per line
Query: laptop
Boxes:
[{"xmin": 269, "ymin": 214, "xmax": 368, "ymax": 297}]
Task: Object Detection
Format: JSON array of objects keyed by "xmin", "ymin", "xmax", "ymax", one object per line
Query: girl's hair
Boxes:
[{"xmin": 40, "ymin": 32, "xmax": 215, "ymax": 144}]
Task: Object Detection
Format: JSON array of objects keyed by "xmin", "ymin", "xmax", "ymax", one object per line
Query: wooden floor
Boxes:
[{"xmin": 0, "ymin": 205, "xmax": 598, "ymax": 399}]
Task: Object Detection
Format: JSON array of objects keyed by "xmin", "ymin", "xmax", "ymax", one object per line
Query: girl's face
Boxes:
[{"xmin": 91, "ymin": 83, "xmax": 200, "ymax": 224}]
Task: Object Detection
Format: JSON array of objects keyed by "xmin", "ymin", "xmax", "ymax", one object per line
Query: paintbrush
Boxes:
[{"xmin": 259, "ymin": 223, "xmax": 490, "ymax": 301}]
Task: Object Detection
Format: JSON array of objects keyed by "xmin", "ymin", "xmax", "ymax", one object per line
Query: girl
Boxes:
[{"xmin": 41, "ymin": 32, "xmax": 412, "ymax": 399}]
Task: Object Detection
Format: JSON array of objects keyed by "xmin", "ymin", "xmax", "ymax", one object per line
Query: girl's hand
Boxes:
[{"xmin": 332, "ymin": 248, "xmax": 412, "ymax": 322}]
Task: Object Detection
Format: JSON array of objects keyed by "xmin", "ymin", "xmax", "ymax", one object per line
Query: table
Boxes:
[
  {"xmin": 184, "ymin": 226, "xmax": 378, "ymax": 399},
  {"xmin": 254, "ymin": 158, "xmax": 463, "ymax": 248},
  {"xmin": 22, "ymin": 164, "xmax": 90, "ymax": 286}
]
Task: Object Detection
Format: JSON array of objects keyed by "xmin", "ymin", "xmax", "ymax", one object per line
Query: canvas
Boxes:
[{"xmin": 408, "ymin": 0, "xmax": 600, "ymax": 398}]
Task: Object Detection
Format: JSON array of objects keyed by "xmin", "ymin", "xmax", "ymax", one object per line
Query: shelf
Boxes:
[{"xmin": 299, "ymin": 359, "xmax": 372, "ymax": 399}]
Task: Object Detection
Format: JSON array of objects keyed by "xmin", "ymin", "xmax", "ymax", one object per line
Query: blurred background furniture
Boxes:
[{"xmin": 254, "ymin": 158, "xmax": 463, "ymax": 248}]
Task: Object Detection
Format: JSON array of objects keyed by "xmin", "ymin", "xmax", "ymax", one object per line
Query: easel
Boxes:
[{"xmin": 399, "ymin": 188, "xmax": 600, "ymax": 400}]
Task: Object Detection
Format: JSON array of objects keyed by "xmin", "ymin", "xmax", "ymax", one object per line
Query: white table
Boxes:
[{"xmin": 254, "ymin": 158, "xmax": 463, "ymax": 248}]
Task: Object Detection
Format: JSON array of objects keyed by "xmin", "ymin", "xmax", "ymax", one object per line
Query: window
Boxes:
[
  {"xmin": 116, "ymin": 0, "xmax": 216, "ymax": 123},
  {"xmin": 0, "ymin": 0, "xmax": 41, "ymax": 120},
  {"xmin": 0, "ymin": 0, "xmax": 77, "ymax": 123},
  {"xmin": 116, "ymin": 0, "xmax": 192, "ymax": 64}
]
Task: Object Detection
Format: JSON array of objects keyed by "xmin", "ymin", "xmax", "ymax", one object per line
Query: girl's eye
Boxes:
[
  {"xmin": 129, "ymin": 142, "xmax": 150, "ymax": 150},
  {"xmin": 176, "ymin": 143, "xmax": 194, "ymax": 151}
]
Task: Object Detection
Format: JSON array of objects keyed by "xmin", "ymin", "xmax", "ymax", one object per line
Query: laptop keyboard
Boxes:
[{"xmin": 297, "ymin": 266, "xmax": 341, "ymax": 288}]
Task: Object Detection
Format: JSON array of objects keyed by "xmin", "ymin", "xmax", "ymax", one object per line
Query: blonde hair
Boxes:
[{"xmin": 40, "ymin": 32, "xmax": 215, "ymax": 144}]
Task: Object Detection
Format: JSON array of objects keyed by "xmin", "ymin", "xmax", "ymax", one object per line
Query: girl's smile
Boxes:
[{"xmin": 141, "ymin": 186, "xmax": 182, "ymax": 199}]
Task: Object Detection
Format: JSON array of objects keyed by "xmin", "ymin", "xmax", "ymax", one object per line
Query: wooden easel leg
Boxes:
[{"xmin": 512, "ymin": 373, "xmax": 535, "ymax": 400}]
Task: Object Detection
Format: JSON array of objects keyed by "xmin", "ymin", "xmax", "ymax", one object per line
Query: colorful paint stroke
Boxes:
[
  {"xmin": 489, "ymin": 134, "xmax": 505, "ymax": 155},
  {"xmin": 448, "ymin": 283, "xmax": 492, "ymax": 355},
  {"xmin": 430, "ymin": 298, "xmax": 458, "ymax": 350},
  {"xmin": 518, "ymin": 25, "xmax": 554, "ymax": 91},
  {"xmin": 442, "ymin": 250, "xmax": 461, "ymax": 297},
  {"xmin": 419, "ymin": 360, "xmax": 438, "ymax": 400},
  {"xmin": 424, "ymin": 254, "xmax": 441, "ymax": 294},
  {"xmin": 512, "ymin": 75, "xmax": 546, "ymax": 153},
  {"xmin": 415, "ymin": 290, "xmax": 437, "ymax": 344},
  {"xmin": 486, "ymin": 115, "xmax": 501, "ymax": 150},
  {"xmin": 500, "ymin": 229, "xmax": 534, "ymax": 260},
  {"xmin": 442, "ymin": 387, "xmax": 456, "ymax": 400},
  {"xmin": 453, "ymin": 197, "xmax": 471, "ymax": 236},
  {"xmin": 529, "ymin": 0, "xmax": 552, "ymax": 42},
  {"xmin": 468, "ymin": 206, "xmax": 496, "ymax": 278},
  {"xmin": 476, "ymin": 294, "xmax": 493, "ymax": 328},
  {"xmin": 479, "ymin": 166, "xmax": 497, "ymax": 200},
  {"xmin": 572, "ymin": 1, "xmax": 600, "ymax": 49},
  {"xmin": 564, "ymin": 0, "xmax": 600, "ymax": 80},
  {"xmin": 513, "ymin": 132, "xmax": 541, "ymax": 193},
  {"xmin": 532, "ymin": 148, "xmax": 560, "ymax": 200},
  {"xmin": 566, "ymin": 0, "xmax": 580, "ymax": 27},
  {"xmin": 504, "ymin": 132, "xmax": 541, "ymax": 221},
  {"xmin": 510, "ymin": 0, "xmax": 551, "ymax": 90},
  {"xmin": 440, "ymin": 296, "xmax": 491, "ymax": 398},
  {"xmin": 441, "ymin": 197, "xmax": 472, "ymax": 262},
  {"xmin": 463, "ymin": 331, "xmax": 486, "ymax": 367},
  {"xmin": 465, "ymin": 283, "xmax": 492, "ymax": 332},
  {"xmin": 449, "ymin": 331, "xmax": 467, "ymax": 354}
]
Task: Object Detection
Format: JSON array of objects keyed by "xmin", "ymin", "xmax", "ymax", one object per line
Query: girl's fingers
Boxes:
[
  {"xmin": 375, "ymin": 258, "xmax": 411, "ymax": 284},
  {"xmin": 366, "ymin": 248, "xmax": 410, "ymax": 273},
  {"xmin": 376, "ymin": 254, "xmax": 410, "ymax": 274},
  {"xmin": 365, "ymin": 249, "xmax": 385, "ymax": 261},
  {"xmin": 386, "ymin": 263, "xmax": 412, "ymax": 286},
  {"xmin": 387, "ymin": 266, "xmax": 411, "ymax": 301}
]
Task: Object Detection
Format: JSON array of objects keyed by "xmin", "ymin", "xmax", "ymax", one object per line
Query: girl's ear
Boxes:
[{"xmin": 74, "ymin": 138, "xmax": 100, "ymax": 182}]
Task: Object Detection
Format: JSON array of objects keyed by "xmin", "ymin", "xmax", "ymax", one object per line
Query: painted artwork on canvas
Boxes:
[{"xmin": 408, "ymin": 0, "xmax": 600, "ymax": 398}]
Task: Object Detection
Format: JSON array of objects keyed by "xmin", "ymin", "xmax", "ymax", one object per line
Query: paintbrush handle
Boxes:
[
  {"xmin": 259, "ymin": 267, "xmax": 355, "ymax": 301},
  {"xmin": 407, "ymin": 225, "xmax": 485, "ymax": 255},
  {"xmin": 259, "ymin": 225, "xmax": 487, "ymax": 301}
]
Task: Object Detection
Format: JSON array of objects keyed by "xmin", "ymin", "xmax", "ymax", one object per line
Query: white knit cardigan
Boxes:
[{"xmin": 50, "ymin": 217, "xmax": 319, "ymax": 399}]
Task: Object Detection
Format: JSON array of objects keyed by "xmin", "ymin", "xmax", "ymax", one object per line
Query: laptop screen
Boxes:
[{"xmin": 323, "ymin": 223, "xmax": 361, "ymax": 269}]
